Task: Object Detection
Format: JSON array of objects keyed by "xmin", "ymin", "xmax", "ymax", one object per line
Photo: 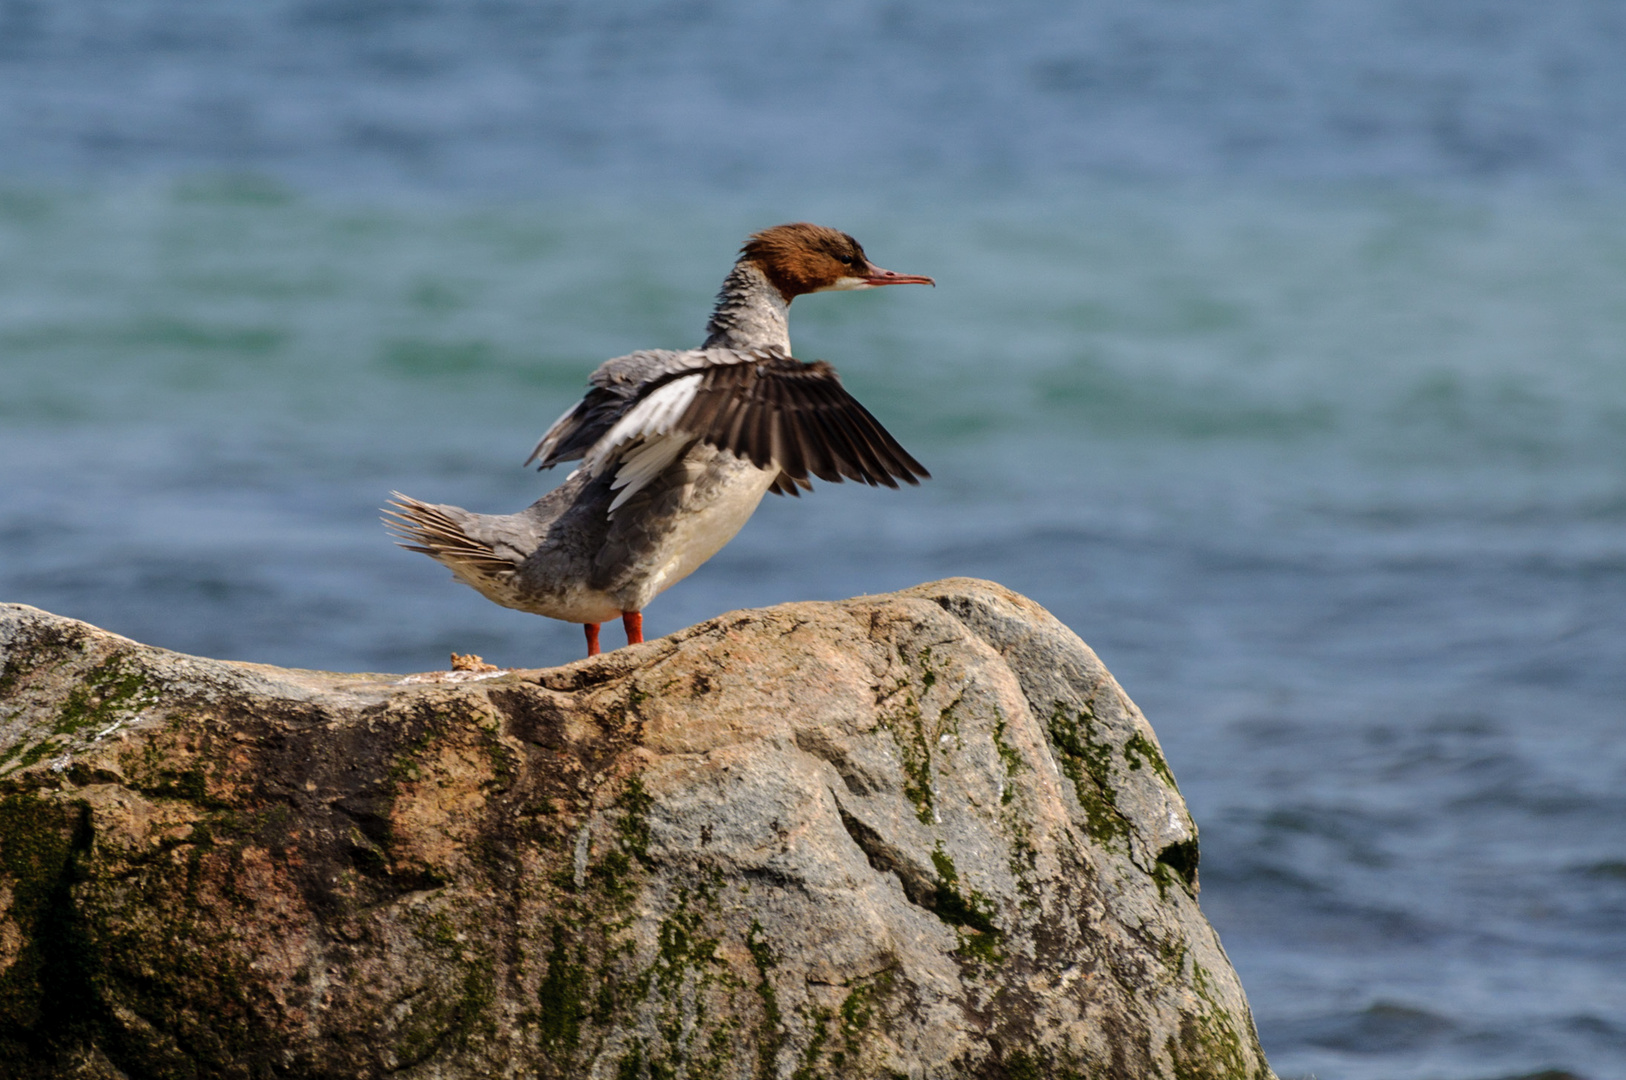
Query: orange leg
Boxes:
[
  {"xmin": 622, "ymin": 610, "xmax": 643, "ymax": 645},
  {"xmin": 584, "ymin": 622, "xmax": 601, "ymax": 657}
]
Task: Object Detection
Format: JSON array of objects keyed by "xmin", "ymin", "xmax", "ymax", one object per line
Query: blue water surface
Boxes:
[{"xmin": 2, "ymin": 5, "xmax": 1625, "ymax": 1079}]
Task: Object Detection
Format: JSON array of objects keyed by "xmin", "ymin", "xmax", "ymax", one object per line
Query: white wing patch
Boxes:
[
  {"xmin": 606, "ymin": 438, "xmax": 691, "ymax": 511},
  {"xmin": 584, "ymin": 373, "xmax": 704, "ymax": 511}
]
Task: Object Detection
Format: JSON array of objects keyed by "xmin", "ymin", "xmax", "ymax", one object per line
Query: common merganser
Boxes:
[{"xmin": 384, "ymin": 223, "xmax": 933, "ymax": 658}]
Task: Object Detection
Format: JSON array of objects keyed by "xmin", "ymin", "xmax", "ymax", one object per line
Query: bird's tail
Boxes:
[{"xmin": 382, "ymin": 493, "xmax": 516, "ymax": 579}]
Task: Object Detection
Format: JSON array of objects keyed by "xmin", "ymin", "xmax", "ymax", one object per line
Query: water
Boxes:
[
  {"xmin": 4, "ymin": 1, "xmax": 1626, "ymax": 189},
  {"xmin": 3, "ymin": 4, "xmax": 1626, "ymax": 1079}
]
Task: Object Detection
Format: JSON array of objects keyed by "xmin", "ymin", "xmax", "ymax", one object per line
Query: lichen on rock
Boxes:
[{"xmin": 0, "ymin": 580, "xmax": 1274, "ymax": 1079}]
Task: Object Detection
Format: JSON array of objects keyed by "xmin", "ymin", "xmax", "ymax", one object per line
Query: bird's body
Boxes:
[
  {"xmin": 390, "ymin": 436, "xmax": 777, "ymax": 626},
  {"xmin": 386, "ymin": 223, "xmax": 932, "ymax": 656}
]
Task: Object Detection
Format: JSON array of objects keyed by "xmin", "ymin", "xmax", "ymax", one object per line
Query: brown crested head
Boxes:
[{"xmin": 740, "ymin": 222, "xmax": 934, "ymax": 301}]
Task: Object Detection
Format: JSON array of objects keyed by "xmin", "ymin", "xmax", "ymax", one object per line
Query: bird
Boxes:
[{"xmin": 384, "ymin": 222, "xmax": 933, "ymax": 659}]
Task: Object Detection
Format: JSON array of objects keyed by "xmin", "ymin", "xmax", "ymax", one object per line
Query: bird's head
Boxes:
[{"xmin": 740, "ymin": 223, "xmax": 934, "ymax": 302}]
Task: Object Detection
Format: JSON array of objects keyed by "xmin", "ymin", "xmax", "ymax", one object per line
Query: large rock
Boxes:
[{"xmin": 0, "ymin": 580, "xmax": 1273, "ymax": 1080}]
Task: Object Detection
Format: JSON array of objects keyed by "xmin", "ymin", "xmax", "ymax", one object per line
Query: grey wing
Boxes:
[
  {"xmin": 526, "ymin": 348, "xmax": 766, "ymax": 468},
  {"xmin": 572, "ymin": 349, "xmax": 926, "ymax": 510},
  {"xmin": 525, "ymin": 350, "xmax": 696, "ymax": 468},
  {"xmin": 588, "ymin": 349, "xmax": 711, "ymax": 391}
]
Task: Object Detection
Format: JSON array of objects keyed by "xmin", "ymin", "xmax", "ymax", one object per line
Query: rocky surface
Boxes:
[{"xmin": 0, "ymin": 579, "xmax": 1273, "ymax": 1080}]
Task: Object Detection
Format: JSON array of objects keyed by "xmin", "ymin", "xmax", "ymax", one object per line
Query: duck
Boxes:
[{"xmin": 384, "ymin": 222, "xmax": 933, "ymax": 658}]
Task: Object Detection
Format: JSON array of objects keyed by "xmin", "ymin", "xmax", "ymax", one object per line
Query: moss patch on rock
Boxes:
[{"xmin": 1047, "ymin": 700, "xmax": 1131, "ymax": 848}]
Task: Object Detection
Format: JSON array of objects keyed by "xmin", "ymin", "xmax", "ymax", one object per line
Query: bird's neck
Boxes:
[{"xmin": 703, "ymin": 261, "xmax": 792, "ymax": 352}]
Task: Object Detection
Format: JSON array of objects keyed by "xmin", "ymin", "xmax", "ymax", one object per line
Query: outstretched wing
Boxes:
[
  {"xmin": 582, "ymin": 353, "xmax": 928, "ymax": 510},
  {"xmin": 680, "ymin": 356, "xmax": 929, "ymax": 488},
  {"xmin": 526, "ymin": 348, "xmax": 754, "ymax": 468}
]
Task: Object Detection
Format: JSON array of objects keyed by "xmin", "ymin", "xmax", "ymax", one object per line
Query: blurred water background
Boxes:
[{"xmin": 3, "ymin": 3, "xmax": 1626, "ymax": 1078}]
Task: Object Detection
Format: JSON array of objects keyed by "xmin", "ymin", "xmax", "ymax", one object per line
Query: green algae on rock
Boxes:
[{"xmin": 0, "ymin": 581, "xmax": 1274, "ymax": 1079}]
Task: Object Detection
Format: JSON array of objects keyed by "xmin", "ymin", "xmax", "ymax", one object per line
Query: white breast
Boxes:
[{"xmin": 641, "ymin": 460, "xmax": 778, "ymax": 599}]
